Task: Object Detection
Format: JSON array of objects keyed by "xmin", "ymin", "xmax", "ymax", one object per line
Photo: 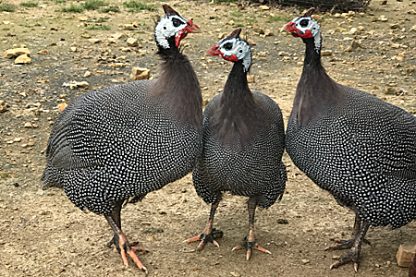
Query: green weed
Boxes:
[
  {"xmin": 0, "ymin": 3, "xmax": 16, "ymax": 12},
  {"xmin": 123, "ymin": 0, "xmax": 155, "ymax": 12},
  {"xmin": 20, "ymin": 1, "xmax": 39, "ymax": 8}
]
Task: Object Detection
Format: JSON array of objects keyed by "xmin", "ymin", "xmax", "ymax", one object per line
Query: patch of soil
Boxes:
[{"xmin": 0, "ymin": 0, "xmax": 415, "ymax": 276}]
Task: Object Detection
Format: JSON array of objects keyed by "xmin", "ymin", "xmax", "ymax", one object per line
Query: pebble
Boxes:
[
  {"xmin": 14, "ymin": 54, "xmax": 32, "ymax": 64},
  {"xmin": 301, "ymin": 259, "xmax": 310, "ymax": 265},
  {"xmin": 321, "ymin": 50, "xmax": 333, "ymax": 56},
  {"xmin": 247, "ymin": 75, "xmax": 255, "ymax": 83},
  {"xmin": 88, "ymin": 38, "xmax": 101, "ymax": 44},
  {"xmin": 57, "ymin": 103, "xmax": 68, "ymax": 112},
  {"xmin": 130, "ymin": 67, "xmax": 150, "ymax": 80},
  {"xmin": 3, "ymin": 47, "xmax": 31, "ymax": 59},
  {"xmin": 62, "ymin": 81, "xmax": 89, "ymax": 89},
  {"xmin": 0, "ymin": 100, "xmax": 9, "ymax": 113},
  {"xmin": 378, "ymin": 15, "xmax": 388, "ymax": 22},
  {"xmin": 259, "ymin": 5, "xmax": 270, "ymax": 10},
  {"xmin": 126, "ymin": 37, "xmax": 138, "ymax": 47}
]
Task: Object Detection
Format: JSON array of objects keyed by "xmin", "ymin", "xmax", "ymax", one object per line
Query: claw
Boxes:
[
  {"xmin": 354, "ymin": 262, "xmax": 359, "ymax": 272},
  {"xmin": 246, "ymin": 248, "xmax": 252, "ymax": 261},
  {"xmin": 184, "ymin": 228, "xmax": 223, "ymax": 251},
  {"xmin": 213, "ymin": 240, "xmax": 220, "ymax": 248}
]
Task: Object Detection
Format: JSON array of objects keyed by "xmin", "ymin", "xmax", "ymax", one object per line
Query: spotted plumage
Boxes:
[
  {"xmin": 42, "ymin": 5, "xmax": 201, "ymax": 273},
  {"xmin": 284, "ymin": 9, "xmax": 416, "ymax": 271},
  {"xmin": 186, "ymin": 29, "xmax": 286, "ymax": 260}
]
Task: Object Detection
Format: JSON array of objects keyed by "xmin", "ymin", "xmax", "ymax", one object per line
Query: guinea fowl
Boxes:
[
  {"xmin": 184, "ymin": 29, "xmax": 287, "ymax": 260},
  {"xmin": 42, "ymin": 5, "xmax": 201, "ymax": 273},
  {"xmin": 283, "ymin": 9, "xmax": 416, "ymax": 271}
]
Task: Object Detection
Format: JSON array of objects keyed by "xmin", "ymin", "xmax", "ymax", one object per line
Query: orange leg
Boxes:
[
  {"xmin": 105, "ymin": 200, "xmax": 148, "ymax": 274},
  {"xmin": 184, "ymin": 199, "xmax": 223, "ymax": 251},
  {"xmin": 232, "ymin": 197, "xmax": 271, "ymax": 260}
]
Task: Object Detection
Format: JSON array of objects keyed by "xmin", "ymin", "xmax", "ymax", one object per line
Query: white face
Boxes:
[
  {"xmin": 290, "ymin": 16, "xmax": 320, "ymax": 38},
  {"xmin": 155, "ymin": 14, "xmax": 188, "ymax": 49},
  {"xmin": 218, "ymin": 37, "xmax": 251, "ymax": 72}
]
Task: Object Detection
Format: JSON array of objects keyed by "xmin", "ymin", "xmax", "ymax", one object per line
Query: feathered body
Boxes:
[
  {"xmin": 286, "ymin": 36, "xmax": 416, "ymax": 230},
  {"xmin": 193, "ymin": 62, "xmax": 286, "ymax": 208},
  {"xmin": 43, "ymin": 50, "xmax": 202, "ymax": 215}
]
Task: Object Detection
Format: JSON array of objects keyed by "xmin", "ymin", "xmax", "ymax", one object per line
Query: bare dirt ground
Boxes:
[{"xmin": 0, "ymin": 0, "xmax": 415, "ymax": 276}]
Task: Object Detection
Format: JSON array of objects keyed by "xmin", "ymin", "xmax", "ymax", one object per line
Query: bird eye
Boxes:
[
  {"xmin": 172, "ymin": 18, "xmax": 184, "ymax": 28},
  {"xmin": 299, "ymin": 19, "xmax": 309, "ymax": 27},
  {"xmin": 222, "ymin": 42, "xmax": 233, "ymax": 51}
]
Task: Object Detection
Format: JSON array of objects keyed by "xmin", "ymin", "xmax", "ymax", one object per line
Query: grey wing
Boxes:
[{"xmin": 192, "ymin": 95, "xmax": 222, "ymax": 204}]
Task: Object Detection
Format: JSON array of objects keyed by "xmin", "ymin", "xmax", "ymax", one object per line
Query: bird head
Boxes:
[
  {"xmin": 207, "ymin": 28, "xmax": 252, "ymax": 72},
  {"xmin": 155, "ymin": 4, "xmax": 199, "ymax": 49},
  {"xmin": 283, "ymin": 8, "xmax": 320, "ymax": 39}
]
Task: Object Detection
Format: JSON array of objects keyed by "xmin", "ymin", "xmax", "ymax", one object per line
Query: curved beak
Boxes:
[
  {"xmin": 184, "ymin": 19, "xmax": 199, "ymax": 33},
  {"xmin": 207, "ymin": 44, "xmax": 220, "ymax": 56},
  {"xmin": 175, "ymin": 19, "xmax": 199, "ymax": 48},
  {"xmin": 283, "ymin": 21, "xmax": 297, "ymax": 34}
]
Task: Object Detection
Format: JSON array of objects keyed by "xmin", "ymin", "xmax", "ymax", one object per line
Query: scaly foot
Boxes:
[
  {"xmin": 113, "ymin": 232, "xmax": 148, "ymax": 274},
  {"xmin": 232, "ymin": 237, "xmax": 272, "ymax": 260},
  {"xmin": 330, "ymin": 247, "xmax": 360, "ymax": 272},
  {"xmin": 325, "ymin": 238, "xmax": 370, "ymax": 251},
  {"xmin": 183, "ymin": 228, "xmax": 223, "ymax": 251}
]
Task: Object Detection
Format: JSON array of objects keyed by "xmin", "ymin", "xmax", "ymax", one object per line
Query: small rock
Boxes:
[
  {"xmin": 62, "ymin": 81, "xmax": 89, "ymax": 89},
  {"xmin": 218, "ymin": 33, "xmax": 226, "ymax": 39},
  {"xmin": 277, "ymin": 218, "xmax": 289, "ymax": 224},
  {"xmin": 24, "ymin": 122, "xmax": 38, "ymax": 128},
  {"xmin": 37, "ymin": 49, "xmax": 48, "ymax": 55},
  {"xmin": 247, "ymin": 75, "xmax": 255, "ymax": 83},
  {"xmin": 259, "ymin": 5, "xmax": 270, "ymax": 10},
  {"xmin": 378, "ymin": 15, "xmax": 388, "ymax": 22},
  {"xmin": 88, "ymin": 38, "xmax": 101, "ymax": 44},
  {"xmin": 84, "ymin": 71, "xmax": 92, "ymax": 77},
  {"xmin": 70, "ymin": 47, "xmax": 77, "ymax": 52},
  {"xmin": 130, "ymin": 67, "xmax": 150, "ymax": 80},
  {"xmin": 0, "ymin": 100, "xmax": 9, "ymax": 113},
  {"xmin": 301, "ymin": 259, "xmax": 310, "ymax": 265},
  {"xmin": 390, "ymin": 24, "xmax": 400, "ymax": 29},
  {"xmin": 345, "ymin": 40, "xmax": 363, "ymax": 52},
  {"xmin": 57, "ymin": 103, "xmax": 68, "ymax": 112},
  {"xmin": 121, "ymin": 22, "xmax": 138, "ymax": 30},
  {"xmin": 348, "ymin": 27, "xmax": 358, "ymax": 35},
  {"xmin": 3, "ymin": 47, "xmax": 30, "ymax": 59},
  {"xmin": 14, "ymin": 54, "xmax": 32, "ymax": 64},
  {"xmin": 264, "ymin": 29, "xmax": 274, "ymax": 37},
  {"xmin": 111, "ymin": 33, "xmax": 126, "ymax": 40},
  {"xmin": 410, "ymin": 25, "xmax": 416, "ymax": 32},
  {"xmin": 126, "ymin": 37, "xmax": 138, "ymax": 47},
  {"xmin": 321, "ymin": 50, "xmax": 333, "ymax": 56},
  {"xmin": 230, "ymin": 272, "xmax": 241, "ymax": 277}
]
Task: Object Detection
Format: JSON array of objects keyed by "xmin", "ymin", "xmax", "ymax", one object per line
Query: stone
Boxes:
[
  {"xmin": 130, "ymin": 67, "xmax": 150, "ymax": 80},
  {"xmin": 378, "ymin": 15, "xmax": 388, "ymax": 22},
  {"xmin": 57, "ymin": 103, "xmax": 67, "ymax": 112},
  {"xmin": 126, "ymin": 37, "xmax": 138, "ymax": 47},
  {"xmin": 3, "ymin": 48, "xmax": 31, "ymax": 59},
  {"xmin": 0, "ymin": 100, "xmax": 9, "ymax": 113},
  {"xmin": 321, "ymin": 50, "xmax": 333, "ymax": 56},
  {"xmin": 88, "ymin": 38, "xmax": 101, "ymax": 44},
  {"xmin": 14, "ymin": 54, "xmax": 32, "ymax": 64},
  {"xmin": 396, "ymin": 244, "xmax": 416, "ymax": 267},
  {"xmin": 259, "ymin": 5, "xmax": 270, "ymax": 10},
  {"xmin": 247, "ymin": 75, "xmax": 255, "ymax": 83},
  {"xmin": 62, "ymin": 81, "xmax": 90, "ymax": 89}
]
